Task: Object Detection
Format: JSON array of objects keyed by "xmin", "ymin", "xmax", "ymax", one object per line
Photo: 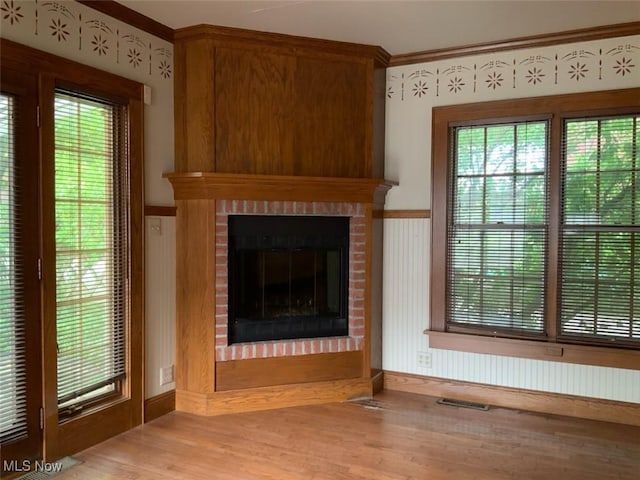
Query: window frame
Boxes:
[{"xmin": 430, "ymin": 88, "xmax": 640, "ymax": 369}]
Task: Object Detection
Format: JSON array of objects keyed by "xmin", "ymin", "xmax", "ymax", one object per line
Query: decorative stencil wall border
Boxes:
[
  {"xmin": 1, "ymin": 0, "xmax": 172, "ymax": 81},
  {"xmin": 388, "ymin": 35, "xmax": 639, "ymax": 101}
]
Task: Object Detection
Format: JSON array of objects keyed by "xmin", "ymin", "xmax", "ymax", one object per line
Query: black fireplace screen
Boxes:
[{"xmin": 228, "ymin": 215, "xmax": 349, "ymax": 344}]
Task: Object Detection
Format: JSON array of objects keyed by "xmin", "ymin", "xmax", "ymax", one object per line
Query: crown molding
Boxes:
[
  {"xmin": 76, "ymin": 0, "xmax": 174, "ymax": 43},
  {"xmin": 390, "ymin": 21, "xmax": 640, "ymax": 67}
]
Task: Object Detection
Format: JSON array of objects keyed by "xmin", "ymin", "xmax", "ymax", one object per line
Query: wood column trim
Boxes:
[
  {"xmin": 174, "ymin": 199, "xmax": 217, "ymax": 395},
  {"xmin": 383, "ymin": 371, "xmax": 640, "ymax": 427}
]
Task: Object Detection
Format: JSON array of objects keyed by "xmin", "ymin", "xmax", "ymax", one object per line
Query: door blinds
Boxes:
[
  {"xmin": 0, "ymin": 94, "xmax": 28, "ymax": 442},
  {"xmin": 54, "ymin": 90, "xmax": 128, "ymax": 412}
]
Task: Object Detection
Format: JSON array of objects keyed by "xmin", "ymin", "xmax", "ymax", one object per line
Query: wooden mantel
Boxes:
[{"xmin": 164, "ymin": 172, "xmax": 398, "ymax": 204}]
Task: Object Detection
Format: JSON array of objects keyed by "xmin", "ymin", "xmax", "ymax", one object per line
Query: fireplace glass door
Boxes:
[{"xmin": 228, "ymin": 216, "xmax": 349, "ymax": 343}]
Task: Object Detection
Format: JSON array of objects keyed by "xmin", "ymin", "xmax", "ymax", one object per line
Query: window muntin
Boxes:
[
  {"xmin": 448, "ymin": 121, "xmax": 548, "ymax": 334},
  {"xmin": 54, "ymin": 91, "xmax": 128, "ymax": 414}
]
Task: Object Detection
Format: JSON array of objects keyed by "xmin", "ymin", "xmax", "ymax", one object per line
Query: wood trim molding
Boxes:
[
  {"xmin": 76, "ymin": 1, "xmax": 174, "ymax": 43},
  {"xmin": 176, "ymin": 377, "xmax": 373, "ymax": 416},
  {"xmin": 164, "ymin": 172, "xmax": 397, "ymax": 204},
  {"xmin": 175, "ymin": 24, "xmax": 390, "ymax": 66},
  {"xmin": 144, "ymin": 205, "xmax": 177, "ymax": 217},
  {"xmin": 427, "ymin": 331, "xmax": 640, "ymax": 371},
  {"xmin": 383, "ymin": 371, "xmax": 640, "ymax": 427},
  {"xmin": 383, "ymin": 209, "xmax": 431, "ymax": 219},
  {"xmin": 215, "ymin": 352, "xmax": 363, "ymax": 392},
  {"xmin": 144, "ymin": 390, "xmax": 176, "ymax": 422},
  {"xmin": 371, "ymin": 369, "xmax": 384, "ymax": 395},
  {"xmin": 390, "ymin": 21, "xmax": 640, "ymax": 66},
  {"xmin": 1, "ymin": 39, "xmax": 142, "ymax": 99}
]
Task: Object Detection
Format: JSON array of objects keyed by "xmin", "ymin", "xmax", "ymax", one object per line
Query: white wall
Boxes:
[
  {"xmin": 1, "ymin": 0, "xmax": 176, "ymax": 398},
  {"xmin": 383, "ymin": 34, "xmax": 640, "ymax": 403}
]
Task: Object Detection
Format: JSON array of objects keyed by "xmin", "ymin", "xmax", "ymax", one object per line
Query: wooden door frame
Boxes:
[
  {"xmin": 0, "ymin": 65, "xmax": 43, "ymax": 473},
  {"xmin": 0, "ymin": 38, "xmax": 145, "ymax": 463}
]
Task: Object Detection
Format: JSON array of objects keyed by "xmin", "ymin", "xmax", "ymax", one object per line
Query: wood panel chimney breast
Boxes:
[{"xmin": 168, "ymin": 24, "xmax": 392, "ymax": 416}]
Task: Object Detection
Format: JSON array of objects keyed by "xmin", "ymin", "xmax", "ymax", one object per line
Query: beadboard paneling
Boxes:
[
  {"xmin": 382, "ymin": 218, "xmax": 430, "ymax": 374},
  {"xmin": 382, "ymin": 218, "xmax": 640, "ymax": 404},
  {"xmin": 145, "ymin": 216, "xmax": 176, "ymax": 398}
]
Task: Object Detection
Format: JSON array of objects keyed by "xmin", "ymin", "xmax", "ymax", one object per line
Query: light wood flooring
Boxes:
[{"xmin": 55, "ymin": 390, "xmax": 639, "ymax": 480}]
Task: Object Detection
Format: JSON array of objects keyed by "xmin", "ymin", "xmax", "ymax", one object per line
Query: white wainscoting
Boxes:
[
  {"xmin": 145, "ymin": 216, "xmax": 176, "ymax": 398},
  {"xmin": 382, "ymin": 218, "xmax": 640, "ymax": 404},
  {"xmin": 382, "ymin": 218, "xmax": 430, "ymax": 374}
]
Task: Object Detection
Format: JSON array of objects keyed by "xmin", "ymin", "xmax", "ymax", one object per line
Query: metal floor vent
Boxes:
[
  {"xmin": 437, "ymin": 398, "xmax": 490, "ymax": 411},
  {"xmin": 352, "ymin": 398, "xmax": 387, "ymax": 411},
  {"xmin": 17, "ymin": 457, "xmax": 81, "ymax": 480}
]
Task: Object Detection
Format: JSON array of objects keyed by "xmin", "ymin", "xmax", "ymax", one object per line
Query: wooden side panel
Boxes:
[
  {"xmin": 175, "ymin": 39, "xmax": 216, "ymax": 172},
  {"xmin": 175, "ymin": 389, "xmax": 209, "ymax": 416},
  {"xmin": 216, "ymin": 351, "xmax": 363, "ymax": 391},
  {"xmin": 214, "ymin": 47, "xmax": 295, "ymax": 174},
  {"xmin": 294, "ymin": 57, "xmax": 367, "ymax": 178},
  {"xmin": 175, "ymin": 200, "xmax": 216, "ymax": 394},
  {"xmin": 369, "ymin": 208, "xmax": 384, "ymax": 371},
  {"xmin": 371, "ymin": 64, "xmax": 386, "ymax": 178},
  {"xmin": 173, "ymin": 40, "xmax": 186, "ymax": 171},
  {"xmin": 207, "ymin": 378, "xmax": 372, "ymax": 415}
]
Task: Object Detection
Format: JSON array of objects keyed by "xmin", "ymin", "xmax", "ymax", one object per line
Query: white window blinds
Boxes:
[
  {"xmin": 0, "ymin": 94, "xmax": 28, "ymax": 441},
  {"xmin": 560, "ymin": 115, "xmax": 640, "ymax": 343},
  {"xmin": 54, "ymin": 90, "xmax": 128, "ymax": 413},
  {"xmin": 448, "ymin": 121, "xmax": 548, "ymax": 334}
]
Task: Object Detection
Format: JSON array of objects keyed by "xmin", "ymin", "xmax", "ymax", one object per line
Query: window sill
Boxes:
[{"xmin": 425, "ymin": 330, "xmax": 640, "ymax": 371}]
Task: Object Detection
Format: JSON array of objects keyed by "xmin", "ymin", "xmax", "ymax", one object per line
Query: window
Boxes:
[
  {"xmin": 560, "ymin": 116, "xmax": 639, "ymax": 341},
  {"xmin": 431, "ymin": 88, "xmax": 640, "ymax": 354},
  {"xmin": 448, "ymin": 120, "xmax": 548, "ymax": 335},
  {"xmin": 54, "ymin": 91, "xmax": 128, "ymax": 417}
]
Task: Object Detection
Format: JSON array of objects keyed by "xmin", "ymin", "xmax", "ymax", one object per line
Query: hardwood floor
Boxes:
[{"xmin": 54, "ymin": 390, "xmax": 639, "ymax": 480}]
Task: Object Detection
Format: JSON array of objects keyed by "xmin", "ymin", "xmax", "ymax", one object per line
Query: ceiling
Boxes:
[{"xmin": 118, "ymin": 1, "xmax": 640, "ymax": 55}]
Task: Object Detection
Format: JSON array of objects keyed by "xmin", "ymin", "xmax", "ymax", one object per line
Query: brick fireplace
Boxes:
[
  {"xmin": 169, "ymin": 24, "xmax": 390, "ymax": 416},
  {"xmin": 214, "ymin": 199, "xmax": 367, "ymax": 362},
  {"xmin": 165, "ymin": 173, "xmax": 394, "ymax": 415}
]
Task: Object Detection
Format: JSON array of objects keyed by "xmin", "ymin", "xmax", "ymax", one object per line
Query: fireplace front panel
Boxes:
[{"xmin": 228, "ymin": 215, "xmax": 349, "ymax": 344}]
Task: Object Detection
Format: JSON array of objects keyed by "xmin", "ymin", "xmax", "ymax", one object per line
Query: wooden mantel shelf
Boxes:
[{"xmin": 164, "ymin": 172, "xmax": 398, "ymax": 204}]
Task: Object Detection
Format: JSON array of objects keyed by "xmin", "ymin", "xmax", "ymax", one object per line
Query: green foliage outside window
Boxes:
[
  {"xmin": 450, "ymin": 115, "xmax": 639, "ymax": 341},
  {"xmin": 54, "ymin": 93, "xmax": 124, "ymax": 407}
]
